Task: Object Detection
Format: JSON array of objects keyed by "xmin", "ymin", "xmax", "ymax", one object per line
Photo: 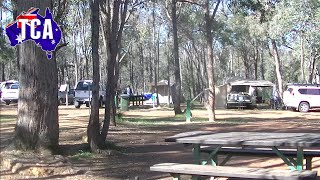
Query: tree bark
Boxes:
[
  {"xmin": 260, "ymin": 48, "xmax": 265, "ymax": 80},
  {"xmin": 271, "ymin": 39, "xmax": 283, "ymax": 99},
  {"xmin": 1, "ymin": 63, "xmax": 5, "ymax": 81},
  {"xmin": 14, "ymin": 0, "xmax": 59, "ymax": 152},
  {"xmin": 308, "ymin": 49, "xmax": 318, "ymax": 83},
  {"xmin": 100, "ymin": 0, "xmax": 128, "ymax": 143},
  {"xmin": 300, "ymin": 33, "xmax": 305, "ymax": 83},
  {"xmin": 87, "ymin": 0, "xmax": 100, "ymax": 152},
  {"xmin": 254, "ymin": 41, "xmax": 259, "ymax": 80},
  {"xmin": 172, "ymin": 0, "xmax": 182, "ymax": 114},
  {"xmin": 204, "ymin": 0, "xmax": 220, "ymax": 122}
]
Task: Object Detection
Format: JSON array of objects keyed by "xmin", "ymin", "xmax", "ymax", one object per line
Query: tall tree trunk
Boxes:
[
  {"xmin": 73, "ymin": 32, "xmax": 78, "ymax": 83},
  {"xmin": 260, "ymin": 48, "xmax": 265, "ymax": 80},
  {"xmin": 101, "ymin": 0, "xmax": 128, "ymax": 143},
  {"xmin": 14, "ymin": 0, "xmax": 59, "ymax": 152},
  {"xmin": 204, "ymin": 0, "xmax": 220, "ymax": 122},
  {"xmin": 308, "ymin": 49, "xmax": 317, "ymax": 83},
  {"xmin": 1, "ymin": 63, "xmax": 5, "ymax": 81},
  {"xmin": 87, "ymin": 0, "xmax": 100, "ymax": 152},
  {"xmin": 254, "ymin": 42, "xmax": 259, "ymax": 80},
  {"xmin": 139, "ymin": 46, "xmax": 145, "ymax": 92},
  {"xmin": 155, "ymin": 30, "xmax": 160, "ymax": 106},
  {"xmin": 271, "ymin": 39, "xmax": 283, "ymax": 99},
  {"xmin": 300, "ymin": 34, "xmax": 305, "ymax": 83},
  {"xmin": 166, "ymin": 40, "xmax": 171, "ymax": 106},
  {"xmin": 148, "ymin": 51, "xmax": 153, "ymax": 83},
  {"xmin": 172, "ymin": 0, "xmax": 182, "ymax": 114}
]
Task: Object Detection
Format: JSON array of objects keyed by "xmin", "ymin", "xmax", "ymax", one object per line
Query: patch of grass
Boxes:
[
  {"xmin": 174, "ymin": 114, "xmax": 185, "ymax": 119},
  {"xmin": 0, "ymin": 115, "xmax": 16, "ymax": 122},
  {"xmin": 216, "ymin": 118, "xmax": 251, "ymax": 124},
  {"xmin": 70, "ymin": 150, "xmax": 93, "ymax": 160},
  {"xmin": 71, "ymin": 150, "xmax": 93, "ymax": 159},
  {"xmin": 118, "ymin": 116, "xmax": 209, "ymax": 125}
]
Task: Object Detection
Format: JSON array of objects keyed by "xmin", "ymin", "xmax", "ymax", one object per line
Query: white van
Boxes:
[
  {"xmin": 283, "ymin": 84, "xmax": 320, "ymax": 112},
  {"xmin": 74, "ymin": 80, "xmax": 105, "ymax": 108},
  {"xmin": 1, "ymin": 83, "xmax": 19, "ymax": 105}
]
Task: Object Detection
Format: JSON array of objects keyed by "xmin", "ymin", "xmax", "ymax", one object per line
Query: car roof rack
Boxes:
[{"xmin": 287, "ymin": 83, "xmax": 320, "ymax": 87}]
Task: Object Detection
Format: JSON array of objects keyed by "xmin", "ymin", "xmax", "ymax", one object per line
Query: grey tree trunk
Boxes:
[
  {"xmin": 204, "ymin": 0, "xmax": 221, "ymax": 122},
  {"xmin": 87, "ymin": 0, "xmax": 100, "ymax": 152},
  {"xmin": 300, "ymin": 34, "xmax": 305, "ymax": 83},
  {"xmin": 308, "ymin": 49, "xmax": 317, "ymax": 83},
  {"xmin": 101, "ymin": 0, "xmax": 128, "ymax": 143},
  {"xmin": 171, "ymin": 0, "xmax": 182, "ymax": 114},
  {"xmin": 271, "ymin": 39, "xmax": 283, "ymax": 99},
  {"xmin": 1, "ymin": 63, "xmax": 5, "ymax": 81},
  {"xmin": 260, "ymin": 48, "xmax": 265, "ymax": 80},
  {"xmin": 14, "ymin": 0, "xmax": 59, "ymax": 152},
  {"xmin": 254, "ymin": 42, "xmax": 259, "ymax": 80}
]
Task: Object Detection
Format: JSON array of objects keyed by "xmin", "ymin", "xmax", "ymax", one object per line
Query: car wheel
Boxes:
[
  {"xmin": 5, "ymin": 101, "xmax": 10, "ymax": 105},
  {"xmin": 298, "ymin": 102, "xmax": 310, "ymax": 112},
  {"xmin": 75, "ymin": 101, "xmax": 81, "ymax": 109},
  {"xmin": 86, "ymin": 102, "xmax": 90, "ymax": 107}
]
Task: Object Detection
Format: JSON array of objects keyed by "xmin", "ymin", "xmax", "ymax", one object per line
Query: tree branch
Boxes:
[
  {"xmin": 55, "ymin": 42, "xmax": 69, "ymax": 52},
  {"xmin": 211, "ymin": 0, "xmax": 221, "ymax": 21},
  {"xmin": 177, "ymin": 0, "xmax": 203, "ymax": 7}
]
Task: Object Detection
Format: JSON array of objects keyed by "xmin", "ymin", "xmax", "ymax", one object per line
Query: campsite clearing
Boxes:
[{"xmin": 1, "ymin": 105, "xmax": 320, "ymax": 179}]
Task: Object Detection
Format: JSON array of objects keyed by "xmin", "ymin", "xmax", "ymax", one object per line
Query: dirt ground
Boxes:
[{"xmin": 1, "ymin": 104, "xmax": 320, "ymax": 180}]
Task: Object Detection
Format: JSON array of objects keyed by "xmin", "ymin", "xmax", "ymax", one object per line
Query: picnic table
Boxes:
[{"xmin": 151, "ymin": 131, "xmax": 320, "ymax": 179}]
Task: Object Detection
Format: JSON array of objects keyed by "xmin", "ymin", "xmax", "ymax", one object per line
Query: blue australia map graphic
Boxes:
[{"xmin": 6, "ymin": 8, "xmax": 62, "ymax": 59}]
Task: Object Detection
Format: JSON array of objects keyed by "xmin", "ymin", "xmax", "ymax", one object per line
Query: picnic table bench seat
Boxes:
[
  {"xmin": 150, "ymin": 163, "xmax": 317, "ymax": 180},
  {"xmin": 200, "ymin": 146, "xmax": 320, "ymax": 170}
]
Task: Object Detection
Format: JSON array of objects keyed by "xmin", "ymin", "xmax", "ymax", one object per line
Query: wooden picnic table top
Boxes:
[{"xmin": 165, "ymin": 131, "xmax": 320, "ymax": 148}]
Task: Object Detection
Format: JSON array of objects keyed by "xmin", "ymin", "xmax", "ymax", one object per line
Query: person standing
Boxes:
[{"xmin": 126, "ymin": 85, "xmax": 133, "ymax": 96}]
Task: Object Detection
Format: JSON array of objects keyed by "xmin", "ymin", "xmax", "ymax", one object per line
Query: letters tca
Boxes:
[{"xmin": 5, "ymin": 7, "xmax": 62, "ymax": 59}]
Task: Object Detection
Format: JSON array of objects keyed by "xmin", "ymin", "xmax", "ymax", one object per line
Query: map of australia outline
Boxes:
[{"xmin": 6, "ymin": 7, "xmax": 62, "ymax": 59}]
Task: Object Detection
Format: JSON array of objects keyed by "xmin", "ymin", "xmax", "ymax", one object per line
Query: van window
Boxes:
[
  {"xmin": 298, "ymin": 89, "xmax": 307, "ymax": 94},
  {"xmin": 10, "ymin": 84, "xmax": 19, "ymax": 89},
  {"xmin": 76, "ymin": 81, "xmax": 92, "ymax": 90},
  {"xmin": 307, "ymin": 89, "xmax": 320, "ymax": 95}
]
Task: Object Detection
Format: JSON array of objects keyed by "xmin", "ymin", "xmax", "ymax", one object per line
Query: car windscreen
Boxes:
[
  {"xmin": 76, "ymin": 81, "xmax": 92, "ymax": 90},
  {"xmin": 4, "ymin": 83, "xmax": 15, "ymax": 89},
  {"xmin": 10, "ymin": 84, "xmax": 19, "ymax": 89}
]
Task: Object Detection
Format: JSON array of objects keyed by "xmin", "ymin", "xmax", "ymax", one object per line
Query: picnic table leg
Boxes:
[
  {"xmin": 192, "ymin": 144, "xmax": 200, "ymax": 180},
  {"xmin": 296, "ymin": 146, "xmax": 304, "ymax": 170},
  {"xmin": 272, "ymin": 147, "xmax": 296, "ymax": 170},
  {"xmin": 193, "ymin": 144, "xmax": 200, "ymax": 164},
  {"xmin": 306, "ymin": 157, "xmax": 312, "ymax": 170}
]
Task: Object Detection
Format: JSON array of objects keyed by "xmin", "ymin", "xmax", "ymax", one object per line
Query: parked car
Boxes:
[
  {"xmin": 283, "ymin": 84, "xmax": 320, "ymax": 112},
  {"xmin": 1, "ymin": 83, "xmax": 19, "ymax": 105},
  {"xmin": 0, "ymin": 80, "xmax": 18, "ymax": 98},
  {"xmin": 74, "ymin": 80, "xmax": 105, "ymax": 108},
  {"xmin": 226, "ymin": 92, "xmax": 253, "ymax": 109},
  {"xmin": 58, "ymin": 89, "xmax": 75, "ymax": 105}
]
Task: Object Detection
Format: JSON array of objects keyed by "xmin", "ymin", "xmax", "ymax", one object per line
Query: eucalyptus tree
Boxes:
[
  {"xmin": 85, "ymin": 0, "xmax": 143, "ymax": 150},
  {"xmin": 12, "ymin": 0, "xmax": 59, "ymax": 152},
  {"xmin": 270, "ymin": 0, "xmax": 320, "ymax": 83},
  {"xmin": 177, "ymin": 0, "xmax": 221, "ymax": 121},
  {"xmin": 228, "ymin": 0, "xmax": 285, "ymax": 98},
  {"xmin": 87, "ymin": 0, "xmax": 100, "ymax": 152}
]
